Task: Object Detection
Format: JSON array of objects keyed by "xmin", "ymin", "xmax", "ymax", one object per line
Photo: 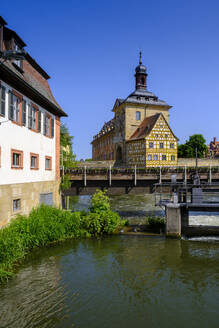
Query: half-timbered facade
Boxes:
[{"xmin": 126, "ymin": 113, "xmax": 178, "ymax": 167}]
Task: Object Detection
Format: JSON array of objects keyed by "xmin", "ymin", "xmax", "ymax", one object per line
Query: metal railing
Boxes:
[
  {"xmin": 154, "ymin": 182, "xmax": 219, "ymax": 207},
  {"xmin": 63, "ymin": 165, "xmax": 219, "ymax": 175}
]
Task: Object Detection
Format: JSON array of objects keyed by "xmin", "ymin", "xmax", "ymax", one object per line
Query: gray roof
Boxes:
[
  {"xmin": 0, "ymin": 58, "xmax": 66, "ymax": 115},
  {"xmin": 123, "ymin": 89, "xmax": 170, "ymax": 107},
  {"xmin": 92, "ymin": 118, "xmax": 115, "ymax": 141}
]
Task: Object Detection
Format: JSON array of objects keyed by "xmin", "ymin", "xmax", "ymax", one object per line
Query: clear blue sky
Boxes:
[{"xmin": 2, "ymin": 0, "xmax": 219, "ymax": 159}]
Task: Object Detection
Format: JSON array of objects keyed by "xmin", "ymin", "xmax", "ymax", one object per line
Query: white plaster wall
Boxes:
[{"xmin": 0, "ymin": 81, "xmax": 56, "ymax": 185}]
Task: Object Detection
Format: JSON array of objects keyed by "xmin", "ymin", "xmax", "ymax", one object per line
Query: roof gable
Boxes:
[
  {"xmin": 112, "ymin": 98, "xmax": 124, "ymax": 112},
  {"xmin": 129, "ymin": 113, "xmax": 160, "ymax": 140},
  {"xmin": 129, "ymin": 113, "xmax": 178, "ymax": 141}
]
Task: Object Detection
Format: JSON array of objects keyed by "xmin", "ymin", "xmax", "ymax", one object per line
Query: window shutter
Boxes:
[
  {"xmin": 43, "ymin": 113, "xmax": 46, "ymax": 135},
  {"xmin": 22, "ymin": 100, "xmax": 26, "ymax": 126},
  {"xmin": 28, "ymin": 104, "xmax": 32, "ymax": 128},
  {"xmin": 8, "ymin": 91, "xmax": 14, "ymax": 120},
  {"xmin": 38, "ymin": 110, "xmax": 41, "ymax": 132},
  {"xmin": 0, "ymin": 86, "xmax": 5, "ymax": 117},
  {"xmin": 51, "ymin": 118, "xmax": 54, "ymax": 138}
]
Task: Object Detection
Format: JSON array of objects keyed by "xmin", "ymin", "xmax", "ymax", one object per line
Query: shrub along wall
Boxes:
[{"xmin": 0, "ymin": 190, "xmax": 123, "ymax": 283}]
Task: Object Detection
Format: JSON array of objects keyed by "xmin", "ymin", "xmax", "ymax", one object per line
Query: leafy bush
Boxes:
[
  {"xmin": 90, "ymin": 189, "xmax": 111, "ymax": 213},
  {"xmin": 147, "ymin": 216, "xmax": 165, "ymax": 230},
  {"xmin": 0, "ymin": 190, "xmax": 124, "ymax": 283}
]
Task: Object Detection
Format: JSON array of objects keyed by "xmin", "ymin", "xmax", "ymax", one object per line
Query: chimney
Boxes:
[
  {"xmin": 0, "ymin": 16, "xmax": 7, "ymax": 52},
  {"xmin": 213, "ymin": 137, "xmax": 216, "ymax": 144}
]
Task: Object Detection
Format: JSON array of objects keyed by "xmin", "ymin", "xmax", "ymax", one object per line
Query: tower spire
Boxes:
[
  {"xmin": 135, "ymin": 52, "xmax": 147, "ymax": 90},
  {"xmin": 139, "ymin": 51, "xmax": 142, "ymax": 65}
]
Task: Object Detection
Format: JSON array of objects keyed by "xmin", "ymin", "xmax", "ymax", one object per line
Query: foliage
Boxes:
[
  {"xmin": 60, "ymin": 123, "xmax": 77, "ymax": 192},
  {"xmin": 178, "ymin": 134, "xmax": 208, "ymax": 158},
  {"xmin": 60, "ymin": 173, "xmax": 71, "ymax": 191},
  {"xmin": 90, "ymin": 189, "xmax": 111, "ymax": 213},
  {"xmin": 0, "ymin": 190, "xmax": 124, "ymax": 283},
  {"xmin": 147, "ymin": 216, "xmax": 165, "ymax": 230},
  {"xmin": 84, "ymin": 190, "xmax": 121, "ymax": 235},
  {"xmin": 60, "ymin": 123, "xmax": 77, "ymax": 168}
]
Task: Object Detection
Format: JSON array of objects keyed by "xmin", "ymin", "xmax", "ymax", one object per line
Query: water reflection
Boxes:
[{"xmin": 0, "ymin": 237, "xmax": 219, "ymax": 328}]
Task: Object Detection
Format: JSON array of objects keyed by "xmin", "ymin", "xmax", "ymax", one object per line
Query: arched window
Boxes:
[
  {"xmin": 141, "ymin": 77, "xmax": 145, "ymax": 85},
  {"xmin": 136, "ymin": 111, "xmax": 141, "ymax": 120}
]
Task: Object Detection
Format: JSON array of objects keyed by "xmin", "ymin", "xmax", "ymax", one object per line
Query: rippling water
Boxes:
[
  {"xmin": 0, "ymin": 236, "xmax": 219, "ymax": 328},
  {"xmin": 1, "ymin": 194, "xmax": 219, "ymax": 327}
]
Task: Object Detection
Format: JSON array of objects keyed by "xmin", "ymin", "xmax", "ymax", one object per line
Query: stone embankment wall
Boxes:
[
  {"xmin": 177, "ymin": 158, "xmax": 219, "ymax": 167},
  {"xmin": 0, "ymin": 180, "xmax": 60, "ymax": 228},
  {"xmin": 78, "ymin": 161, "xmax": 116, "ymax": 168},
  {"xmin": 78, "ymin": 158, "xmax": 219, "ymax": 168}
]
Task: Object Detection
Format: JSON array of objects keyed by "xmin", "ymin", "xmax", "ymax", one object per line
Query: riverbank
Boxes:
[{"xmin": 0, "ymin": 191, "xmax": 124, "ymax": 283}]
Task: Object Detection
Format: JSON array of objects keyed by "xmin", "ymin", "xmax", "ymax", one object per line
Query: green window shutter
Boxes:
[
  {"xmin": 28, "ymin": 104, "xmax": 32, "ymax": 128},
  {"xmin": 43, "ymin": 113, "xmax": 46, "ymax": 135},
  {"xmin": 22, "ymin": 100, "xmax": 26, "ymax": 126},
  {"xmin": 0, "ymin": 86, "xmax": 6, "ymax": 117},
  {"xmin": 51, "ymin": 118, "xmax": 54, "ymax": 138},
  {"xmin": 8, "ymin": 91, "xmax": 14, "ymax": 120},
  {"xmin": 38, "ymin": 110, "xmax": 41, "ymax": 132}
]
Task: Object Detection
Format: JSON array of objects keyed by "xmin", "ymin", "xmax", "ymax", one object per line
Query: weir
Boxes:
[{"xmin": 155, "ymin": 181, "xmax": 219, "ymax": 238}]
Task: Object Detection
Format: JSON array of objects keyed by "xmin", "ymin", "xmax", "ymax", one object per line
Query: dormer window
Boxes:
[{"xmin": 13, "ymin": 44, "xmax": 22, "ymax": 69}]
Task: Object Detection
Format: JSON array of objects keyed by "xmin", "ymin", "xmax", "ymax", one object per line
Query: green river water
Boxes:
[{"xmin": 0, "ymin": 194, "xmax": 218, "ymax": 328}]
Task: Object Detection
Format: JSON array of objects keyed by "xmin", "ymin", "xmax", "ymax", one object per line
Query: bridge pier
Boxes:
[{"xmin": 166, "ymin": 204, "xmax": 182, "ymax": 238}]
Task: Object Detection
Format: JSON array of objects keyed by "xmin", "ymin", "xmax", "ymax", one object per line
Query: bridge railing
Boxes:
[{"xmin": 63, "ymin": 166, "xmax": 219, "ymax": 175}]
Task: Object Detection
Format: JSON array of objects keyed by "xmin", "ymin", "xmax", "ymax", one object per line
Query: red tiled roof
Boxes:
[
  {"xmin": 129, "ymin": 113, "xmax": 160, "ymax": 140},
  {"xmin": 129, "ymin": 112, "xmax": 178, "ymax": 141}
]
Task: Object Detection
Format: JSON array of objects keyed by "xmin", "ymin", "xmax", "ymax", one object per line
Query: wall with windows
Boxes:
[
  {"xmin": 92, "ymin": 131, "xmax": 115, "ymax": 161},
  {"xmin": 126, "ymin": 140, "xmax": 145, "ymax": 167},
  {"xmin": 126, "ymin": 115, "xmax": 177, "ymax": 168},
  {"xmin": 0, "ymin": 80, "xmax": 56, "ymax": 185},
  {"xmin": 125, "ymin": 104, "xmax": 169, "ymax": 141},
  {"xmin": 145, "ymin": 115, "xmax": 177, "ymax": 167}
]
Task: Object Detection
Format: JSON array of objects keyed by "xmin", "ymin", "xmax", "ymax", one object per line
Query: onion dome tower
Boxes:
[{"xmin": 135, "ymin": 51, "xmax": 148, "ymax": 90}]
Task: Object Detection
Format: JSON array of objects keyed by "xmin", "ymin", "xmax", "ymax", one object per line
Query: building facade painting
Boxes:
[
  {"xmin": 91, "ymin": 52, "xmax": 178, "ymax": 167},
  {"xmin": 0, "ymin": 16, "xmax": 67, "ymax": 227}
]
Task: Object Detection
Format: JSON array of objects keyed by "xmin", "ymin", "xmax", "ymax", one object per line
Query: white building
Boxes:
[{"xmin": 0, "ymin": 16, "xmax": 67, "ymax": 227}]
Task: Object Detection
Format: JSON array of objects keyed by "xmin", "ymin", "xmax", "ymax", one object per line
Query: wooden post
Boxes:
[
  {"xmin": 134, "ymin": 165, "xmax": 137, "ymax": 186},
  {"xmin": 84, "ymin": 166, "xmax": 87, "ymax": 187},
  {"xmin": 184, "ymin": 165, "xmax": 187, "ymax": 184},
  {"xmin": 109, "ymin": 165, "xmax": 112, "ymax": 186},
  {"xmin": 67, "ymin": 196, "xmax": 69, "ymax": 210}
]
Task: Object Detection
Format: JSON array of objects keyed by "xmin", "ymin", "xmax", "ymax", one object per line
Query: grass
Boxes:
[{"xmin": 0, "ymin": 190, "xmax": 124, "ymax": 283}]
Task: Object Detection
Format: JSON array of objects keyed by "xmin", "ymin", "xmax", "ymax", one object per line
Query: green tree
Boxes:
[
  {"xmin": 60, "ymin": 124, "xmax": 77, "ymax": 194},
  {"xmin": 178, "ymin": 134, "xmax": 208, "ymax": 158},
  {"xmin": 60, "ymin": 123, "xmax": 77, "ymax": 168}
]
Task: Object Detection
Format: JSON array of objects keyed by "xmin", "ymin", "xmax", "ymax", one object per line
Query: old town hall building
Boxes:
[{"xmin": 92, "ymin": 53, "xmax": 178, "ymax": 167}]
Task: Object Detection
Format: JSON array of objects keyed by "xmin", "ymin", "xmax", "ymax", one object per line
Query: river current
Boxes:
[{"xmin": 0, "ymin": 194, "xmax": 218, "ymax": 328}]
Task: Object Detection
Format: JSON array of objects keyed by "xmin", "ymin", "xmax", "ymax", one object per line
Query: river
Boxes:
[{"xmin": 0, "ymin": 194, "xmax": 218, "ymax": 328}]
